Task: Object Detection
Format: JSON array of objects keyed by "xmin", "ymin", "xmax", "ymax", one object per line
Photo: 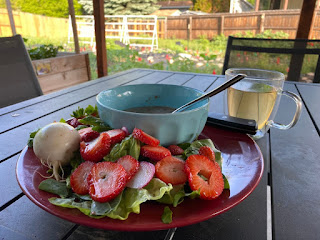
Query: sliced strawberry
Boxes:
[
  {"xmin": 185, "ymin": 155, "xmax": 224, "ymax": 200},
  {"xmin": 70, "ymin": 161, "xmax": 94, "ymax": 195},
  {"xmin": 155, "ymin": 156, "xmax": 187, "ymax": 185},
  {"xmin": 126, "ymin": 161, "xmax": 155, "ymax": 189},
  {"xmin": 78, "ymin": 127, "xmax": 100, "ymax": 142},
  {"xmin": 80, "ymin": 132, "xmax": 111, "ymax": 162},
  {"xmin": 132, "ymin": 128, "xmax": 160, "ymax": 146},
  {"xmin": 117, "ymin": 155, "xmax": 140, "ymax": 181},
  {"xmin": 167, "ymin": 145, "xmax": 184, "ymax": 155},
  {"xmin": 106, "ymin": 129, "xmax": 126, "ymax": 144},
  {"xmin": 140, "ymin": 145, "xmax": 171, "ymax": 162},
  {"xmin": 199, "ymin": 146, "xmax": 216, "ymax": 162},
  {"xmin": 88, "ymin": 162, "xmax": 128, "ymax": 202}
]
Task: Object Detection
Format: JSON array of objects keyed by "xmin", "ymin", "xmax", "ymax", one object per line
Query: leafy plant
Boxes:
[{"xmin": 28, "ymin": 44, "xmax": 63, "ymax": 60}]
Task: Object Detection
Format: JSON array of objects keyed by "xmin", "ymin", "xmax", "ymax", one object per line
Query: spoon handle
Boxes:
[{"xmin": 172, "ymin": 74, "xmax": 247, "ymax": 113}]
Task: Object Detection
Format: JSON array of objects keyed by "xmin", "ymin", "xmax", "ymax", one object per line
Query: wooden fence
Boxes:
[
  {"xmin": 1, "ymin": 8, "xmax": 320, "ymax": 40},
  {"xmin": 0, "ymin": 8, "xmax": 68, "ymax": 38},
  {"xmin": 165, "ymin": 9, "xmax": 320, "ymax": 39}
]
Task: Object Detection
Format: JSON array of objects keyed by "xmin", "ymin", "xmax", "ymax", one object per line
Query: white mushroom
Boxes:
[{"xmin": 33, "ymin": 122, "xmax": 80, "ymax": 181}]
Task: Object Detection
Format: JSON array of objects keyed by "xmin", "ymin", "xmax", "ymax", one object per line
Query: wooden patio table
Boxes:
[{"xmin": 1, "ymin": 68, "xmax": 320, "ymax": 240}]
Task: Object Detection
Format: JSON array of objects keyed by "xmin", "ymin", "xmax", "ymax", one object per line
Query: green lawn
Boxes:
[{"xmin": 24, "ymin": 30, "xmax": 309, "ymax": 80}]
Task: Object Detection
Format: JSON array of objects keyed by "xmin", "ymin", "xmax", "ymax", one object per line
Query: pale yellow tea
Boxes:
[{"xmin": 227, "ymin": 82, "xmax": 278, "ymax": 129}]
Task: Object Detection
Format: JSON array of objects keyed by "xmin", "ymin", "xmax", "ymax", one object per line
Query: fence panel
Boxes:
[
  {"xmin": 192, "ymin": 16, "xmax": 219, "ymax": 39},
  {"xmin": 312, "ymin": 14, "xmax": 320, "ymax": 39},
  {"xmin": 0, "ymin": 9, "xmax": 68, "ymax": 38},
  {"xmin": 166, "ymin": 17, "xmax": 188, "ymax": 39},
  {"xmin": 166, "ymin": 10, "xmax": 320, "ymax": 40},
  {"xmin": 1, "ymin": 8, "xmax": 320, "ymax": 40},
  {"xmin": 264, "ymin": 11, "xmax": 299, "ymax": 37}
]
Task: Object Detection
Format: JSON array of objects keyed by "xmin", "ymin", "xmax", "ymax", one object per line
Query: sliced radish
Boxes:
[
  {"xmin": 121, "ymin": 126, "xmax": 129, "ymax": 136},
  {"xmin": 126, "ymin": 161, "xmax": 155, "ymax": 189}
]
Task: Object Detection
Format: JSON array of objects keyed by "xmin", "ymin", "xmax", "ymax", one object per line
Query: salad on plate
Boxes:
[{"xmin": 28, "ymin": 105, "xmax": 229, "ymax": 224}]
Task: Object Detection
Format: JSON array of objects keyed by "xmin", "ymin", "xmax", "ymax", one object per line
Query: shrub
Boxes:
[{"xmin": 27, "ymin": 43, "xmax": 63, "ymax": 60}]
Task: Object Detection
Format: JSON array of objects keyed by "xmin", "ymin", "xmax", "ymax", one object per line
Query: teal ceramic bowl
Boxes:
[{"xmin": 96, "ymin": 84, "xmax": 209, "ymax": 146}]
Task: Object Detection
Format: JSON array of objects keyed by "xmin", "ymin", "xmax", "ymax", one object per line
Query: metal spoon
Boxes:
[{"xmin": 172, "ymin": 74, "xmax": 247, "ymax": 113}]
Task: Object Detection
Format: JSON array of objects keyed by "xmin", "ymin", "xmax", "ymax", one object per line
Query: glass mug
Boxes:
[{"xmin": 225, "ymin": 68, "xmax": 302, "ymax": 139}]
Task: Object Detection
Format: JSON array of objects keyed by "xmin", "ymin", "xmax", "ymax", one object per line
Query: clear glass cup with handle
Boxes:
[{"xmin": 225, "ymin": 68, "xmax": 302, "ymax": 139}]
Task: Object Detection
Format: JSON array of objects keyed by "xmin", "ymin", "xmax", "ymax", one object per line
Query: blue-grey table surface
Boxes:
[{"xmin": 1, "ymin": 68, "xmax": 320, "ymax": 240}]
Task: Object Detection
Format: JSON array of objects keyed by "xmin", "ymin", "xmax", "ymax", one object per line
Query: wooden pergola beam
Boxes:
[
  {"xmin": 296, "ymin": 0, "xmax": 317, "ymax": 39},
  {"xmin": 5, "ymin": 0, "xmax": 16, "ymax": 35},
  {"xmin": 288, "ymin": 0, "xmax": 317, "ymax": 81},
  {"xmin": 68, "ymin": 0, "xmax": 80, "ymax": 54},
  {"xmin": 93, "ymin": 0, "xmax": 108, "ymax": 77}
]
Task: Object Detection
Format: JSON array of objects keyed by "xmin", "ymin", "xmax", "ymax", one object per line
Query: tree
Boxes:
[
  {"xmin": 192, "ymin": 0, "xmax": 229, "ymax": 13},
  {"xmin": 0, "ymin": 0, "xmax": 83, "ymax": 18},
  {"xmin": 79, "ymin": 0, "xmax": 160, "ymax": 15}
]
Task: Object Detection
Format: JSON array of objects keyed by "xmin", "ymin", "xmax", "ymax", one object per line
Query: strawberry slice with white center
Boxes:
[
  {"xmin": 117, "ymin": 155, "xmax": 140, "ymax": 181},
  {"xmin": 106, "ymin": 129, "xmax": 126, "ymax": 144},
  {"xmin": 88, "ymin": 162, "xmax": 128, "ymax": 202},
  {"xmin": 155, "ymin": 156, "xmax": 187, "ymax": 185},
  {"xmin": 78, "ymin": 127, "xmax": 100, "ymax": 142},
  {"xmin": 185, "ymin": 154, "xmax": 224, "ymax": 200},
  {"xmin": 198, "ymin": 146, "xmax": 216, "ymax": 162},
  {"xmin": 126, "ymin": 161, "xmax": 155, "ymax": 189},
  {"xmin": 80, "ymin": 132, "xmax": 111, "ymax": 162},
  {"xmin": 132, "ymin": 128, "xmax": 160, "ymax": 146},
  {"xmin": 140, "ymin": 145, "xmax": 171, "ymax": 162},
  {"xmin": 70, "ymin": 161, "xmax": 94, "ymax": 195}
]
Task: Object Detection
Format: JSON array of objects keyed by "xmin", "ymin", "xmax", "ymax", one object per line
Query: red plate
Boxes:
[{"xmin": 16, "ymin": 125, "xmax": 263, "ymax": 231}]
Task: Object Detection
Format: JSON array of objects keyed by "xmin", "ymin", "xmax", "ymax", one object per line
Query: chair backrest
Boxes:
[
  {"xmin": 222, "ymin": 36, "xmax": 320, "ymax": 83},
  {"xmin": 0, "ymin": 34, "xmax": 43, "ymax": 108}
]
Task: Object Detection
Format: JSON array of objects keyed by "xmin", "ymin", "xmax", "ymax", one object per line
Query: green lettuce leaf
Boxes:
[
  {"xmin": 49, "ymin": 193, "xmax": 122, "ymax": 218},
  {"xmin": 38, "ymin": 179, "xmax": 70, "ymax": 198},
  {"xmin": 48, "ymin": 178, "xmax": 172, "ymax": 220},
  {"xmin": 157, "ymin": 184, "xmax": 185, "ymax": 207},
  {"xmin": 27, "ymin": 128, "xmax": 40, "ymax": 148},
  {"xmin": 104, "ymin": 135, "xmax": 141, "ymax": 162},
  {"xmin": 91, "ymin": 193, "xmax": 122, "ymax": 215},
  {"xmin": 107, "ymin": 178, "xmax": 173, "ymax": 220},
  {"xmin": 185, "ymin": 189, "xmax": 201, "ymax": 199},
  {"xmin": 158, "ymin": 185, "xmax": 201, "ymax": 207},
  {"xmin": 49, "ymin": 197, "xmax": 93, "ymax": 216},
  {"xmin": 223, "ymin": 174, "xmax": 230, "ymax": 189},
  {"xmin": 161, "ymin": 206, "xmax": 173, "ymax": 224}
]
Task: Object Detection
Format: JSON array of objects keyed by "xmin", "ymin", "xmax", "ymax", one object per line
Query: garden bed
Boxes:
[{"xmin": 32, "ymin": 53, "xmax": 91, "ymax": 94}]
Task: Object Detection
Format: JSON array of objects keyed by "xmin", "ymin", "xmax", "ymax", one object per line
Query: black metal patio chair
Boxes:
[
  {"xmin": 0, "ymin": 34, "xmax": 43, "ymax": 108},
  {"xmin": 222, "ymin": 36, "xmax": 320, "ymax": 83}
]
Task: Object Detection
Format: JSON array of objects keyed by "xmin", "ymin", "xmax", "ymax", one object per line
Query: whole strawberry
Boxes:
[{"xmin": 167, "ymin": 145, "xmax": 184, "ymax": 155}]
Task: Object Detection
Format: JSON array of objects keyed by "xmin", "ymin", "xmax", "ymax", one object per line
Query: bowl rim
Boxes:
[{"xmin": 96, "ymin": 84, "xmax": 209, "ymax": 116}]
